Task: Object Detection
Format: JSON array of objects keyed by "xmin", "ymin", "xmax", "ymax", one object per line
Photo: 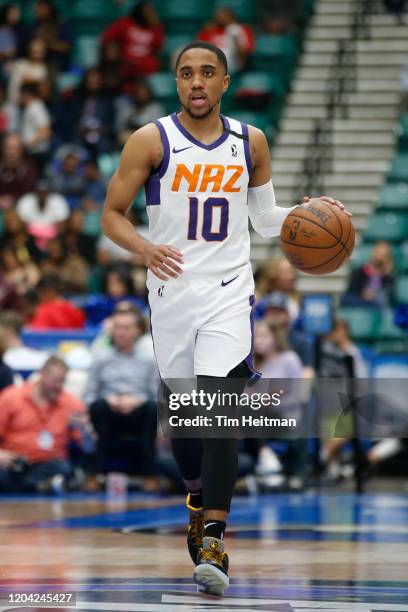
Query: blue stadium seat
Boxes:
[
  {"xmin": 250, "ymin": 35, "xmax": 298, "ymax": 74},
  {"xmin": 73, "ymin": 36, "xmax": 100, "ymax": 69},
  {"xmin": 213, "ymin": 0, "xmax": 257, "ymax": 23},
  {"xmin": 388, "ymin": 153, "xmax": 408, "ymax": 183},
  {"xmin": 394, "ymin": 276, "xmax": 408, "ymax": 304},
  {"xmin": 378, "ymin": 183, "xmax": 408, "ymax": 211},
  {"xmin": 337, "ymin": 306, "xmax": 380, "ymax": 342},
  {"xmin": 364, "ymin": 212, "xmax": 408, "ymax": 243}
]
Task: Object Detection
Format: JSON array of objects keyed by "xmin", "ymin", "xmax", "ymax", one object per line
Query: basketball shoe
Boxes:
[
  {"xmin": 186, "ymin": 493, "xmax": 204, "ymax": 565},
  {"xmin": 193, "ymin": 536, "xmax": 229, "ymax": 596}
]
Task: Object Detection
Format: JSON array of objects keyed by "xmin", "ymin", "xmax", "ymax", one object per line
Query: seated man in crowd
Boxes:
[
  {"xmin": 0, "ymin": 355, "xmax": 89, "ymax": 492},
  {"xmin": 84, "ymin": 306, "xmax": 158, "ymax": 490}
]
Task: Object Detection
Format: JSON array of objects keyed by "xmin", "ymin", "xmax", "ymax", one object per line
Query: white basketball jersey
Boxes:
[{"xmin": 145, "ymin": 113, "xmax": 252, "ymax": 278}]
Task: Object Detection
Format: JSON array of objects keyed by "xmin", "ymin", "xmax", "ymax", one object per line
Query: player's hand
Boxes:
[
  {"xmin": 143, "ymin": 244, "xmax": 184, "ymax": 281},
  {"xmin": 303, "ymin": 196, "xmax": 352, "ymax": 217},
  {"xmin": 0, "ymin": 449, "xmax": 17, "ymax": 468}
]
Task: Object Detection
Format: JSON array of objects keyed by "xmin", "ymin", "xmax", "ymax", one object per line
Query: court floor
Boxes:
[{"xmin": 0, "ymin": 490, "xmax": 407, "ymax": 611}]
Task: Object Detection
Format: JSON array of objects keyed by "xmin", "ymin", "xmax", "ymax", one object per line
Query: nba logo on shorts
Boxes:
[{"xmin": 158, "ymin": 286, "xmax": 164, "ymax": 297}]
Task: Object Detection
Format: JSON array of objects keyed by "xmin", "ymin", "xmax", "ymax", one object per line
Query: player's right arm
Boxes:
[{"xmin": 101, "ymin": 124, "xmax": 183, "ymax": 281}]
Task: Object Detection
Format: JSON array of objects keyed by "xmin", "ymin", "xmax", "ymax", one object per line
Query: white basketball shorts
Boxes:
[{"xmin": 147, "ymin": 264, "xmax": 256, "ymax": 379}]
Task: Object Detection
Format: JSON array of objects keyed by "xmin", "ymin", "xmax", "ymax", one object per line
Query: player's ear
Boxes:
[{"xmin": 222, "ymin": 74, "xmax": 230, "ymax": 93}]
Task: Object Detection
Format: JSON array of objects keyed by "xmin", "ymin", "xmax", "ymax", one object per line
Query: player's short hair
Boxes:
[{"xmin": 175, "ymin": 41, "xmax": 228, "ymax": 75}]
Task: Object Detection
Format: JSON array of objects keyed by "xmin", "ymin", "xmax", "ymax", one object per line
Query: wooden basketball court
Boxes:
[{"xmin": 0, "ymin": 488, "xmax": 407, "ymax": 611}]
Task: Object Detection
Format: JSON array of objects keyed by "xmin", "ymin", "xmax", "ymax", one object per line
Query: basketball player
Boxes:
[{"xmin": 101, "ymin": 41, "xmax": 350, "ymax": 596}]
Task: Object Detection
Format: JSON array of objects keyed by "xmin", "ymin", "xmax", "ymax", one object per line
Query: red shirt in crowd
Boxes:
[
  {"xmin": 198, "ymin": 24, "xmax": 255, "ymax": 72},
  {"xmin": 0, "ymin": 383, "xmax": 85, "ymax": 463},
  {"xmin": 102, "ymin": 17, "xmax": 164, "ymax": 77},
  {"xmin": 29, "ymin": 299, "xmax": 86, "ymax": 330}
]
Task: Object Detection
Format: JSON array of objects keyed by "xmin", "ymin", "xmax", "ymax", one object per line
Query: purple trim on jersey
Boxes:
[
  {"xmin": 154, "ymin": 120, "xmax": 170, "ymax": 178},
  {"xmin": 171, "ymin": 113, "xmax": 230, "ymax": 150},
  {"xmin": 145, "ymin": 174, "xmax": 160, "ymax": 206},
  {"xmin": 245, "ymin": 294, "xmax": 262, "ymax": 386},
  {"xmin": 144, "ymin": 120, "xmax": 170, "ymax": 206},
  {"xmin": 241, "ymin": 122, "xmax": 252, "ymax": 175}
]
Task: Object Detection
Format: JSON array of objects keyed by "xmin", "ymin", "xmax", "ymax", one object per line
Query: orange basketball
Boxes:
[{"xmin": 280, "ymin": 198, "xmax": 355, "ymax": 275}]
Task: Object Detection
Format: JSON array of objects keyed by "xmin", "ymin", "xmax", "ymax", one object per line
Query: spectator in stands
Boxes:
[
  {"xmin": 343, "ymin": 240, "xmax": 395, "ymax": 308},
  {"xmin": 116, "ymin": 78, "xmax": 165, "ymax": 145},
  {"xmin": 0, "ymin": 82, "xmax": 18, "ymax": 135},
  {"xmin": 84, "ymin": 307, "xmax": 158, "ymax": 490},
  {"xmin": 318, "ymin": 318, "xmax": 366, "ymax": 379},
  {"xmin": 319, "ymin": 318, "xmax": 366, "ymax": 482},
  {"xmin": 0, "ymin": 244, "xmax": 40, "ymax": 295},
  {"xmin": 2, "ymin": 208, "xmax": 42, "ymax": 262},
  {"xmin": 0, "ymin": 327, "xmax": 14, "ymax": 391},
  {"xmin": 252, "ymin": 319, "xmax": 305, "ymax": 490},
  {"xmin": 37, "ymin": 76, "xmax": 58, "ymax": 127},
  {"xmin": 101, "ymin": 1, "xmax": 164, "ymax": 84},
  {"xmin": 256, "ymin": 256, "xmax": 300, "ymax": 321},
  {"xmin": 28, "ymin": 274, "xmax": 86, "ymax": 329},
  {"xmin": 198, "ymin": 6, "xmax": 255, "ymax": 74},
  {"xmin": 0, "ymin": 133, "xmax": 38, "ymax": 208},
  {"xmin": 383, "ymin": 0, "xmax": 406, "ymax": 24},
  {"xmin": 0, "ymin": 271, "xmax": 20, "ymax": 311},
  {"xmin": 260, "ymin": 291, "xmax": 316, "ymax": 374},
  {"xmin": 82, "ymin": 159, "xmax": 107, "ymax": 212},
  {"xmin": 0, "ymin": 4, "xmax": 25, "ymax": 78},
  {"xmin": 30, "ymin": 0, "xmax": 72, "ymax": 71},
  {"xmin": 51, "ymin": 150, "xmax": 86, "ymax": 209},
  {"xmin": 61, "ymin": 209, "xmax": 97, "ymax": 265},
  {"xmin": 39, "ymin": 236, "xmax": 89, "ymax": 295},
  {"xmin": 99, "ymin": 40, "xmax": 122, "ymax": 97},
  {"xmin": 258, "ymin": 0, "xmax": 301, "ymax": 34},
  {"xmin": 8, "ymin": 36, "xmax": 49, "ymax": 104},
  {"xmin": 19, "ymin": 82, "xmax": 52, "ymax": 171},
  {"xmin": 76, "ymin": 68, "xmax": 116, "ymax": 155},
  {"xmin": 16, "ymin": 178, "xmax": 70, "ymax": 250},
  {"xmin": 0, "ymin": 311, "xmax": 49, "ymax": 372},
  {"xmin": 0, "ymin": 355, "xmax": 88, "ymax": 493},
  {"xmin": 99, "ymin": 262, "xmax": 146, "ymax": 312},
  {"xmin": 91, "ymin": 299, "xmax": 154, "ymax": 356},
  {"xmin": 2, "ymin": 3, "xmax": 26, "ymax": 54}
]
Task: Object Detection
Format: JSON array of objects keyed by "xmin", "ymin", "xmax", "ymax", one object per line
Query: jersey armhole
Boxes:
[
  {"xmin": 240, "ymin": 122, "xmax": 252, "ymax": 175},
  {"xmin": 152, "ymin": 120, "xmax": 170, "ymax": 178}
]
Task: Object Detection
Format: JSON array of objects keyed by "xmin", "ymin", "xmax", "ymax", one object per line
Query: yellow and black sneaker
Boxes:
[
  {"xmin": 193, "ymin": 536, "xmax": 230, "ymax": 596},
  {"xmin": 186, "ymin": 493, "xmax": 204, "ymax": 565}
]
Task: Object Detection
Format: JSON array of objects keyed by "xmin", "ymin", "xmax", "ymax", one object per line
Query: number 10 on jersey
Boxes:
[{"xmin": 187, "ymin": 197, "xmax": 229, "ymax": 242}]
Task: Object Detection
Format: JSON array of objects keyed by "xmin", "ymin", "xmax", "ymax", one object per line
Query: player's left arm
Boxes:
[
  {"xmin": 247, "ymin": 127, "xmax": 351, "ymax": 238},
  {"xmin": 247, "ymin": 126, "xmax": 296, "ymax": 237}
]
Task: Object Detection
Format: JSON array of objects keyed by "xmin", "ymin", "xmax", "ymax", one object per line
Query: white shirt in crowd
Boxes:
[
  {"xmin": 17, "ymin": 192, "xmax": 70, "ymax": 226},
  {"xmin": 21, "ymin": 99, "xmax": 51, "ymax": 154}
]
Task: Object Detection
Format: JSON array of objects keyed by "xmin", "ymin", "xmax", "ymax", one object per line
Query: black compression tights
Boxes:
[{"xmin": 170, "ymin": 362, "xmax": 248, "ymax": 512}]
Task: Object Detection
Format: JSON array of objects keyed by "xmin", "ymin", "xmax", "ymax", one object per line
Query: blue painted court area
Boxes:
[
  {"xmin": 13, "ymin": 491, "xmax": 408, "ymax": 543},
  {"xmin": 1, "ymin": 492, "xmax": 407, "ymax": 610}
]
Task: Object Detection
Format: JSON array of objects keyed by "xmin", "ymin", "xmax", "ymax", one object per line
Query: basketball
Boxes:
[{"xmin": 280, "ymin": 198, "xmax": 355, "ymax": 275}]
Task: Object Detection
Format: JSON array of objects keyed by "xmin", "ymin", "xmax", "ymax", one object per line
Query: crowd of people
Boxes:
[{"xmin": 0, "ymin": 244, "xmax": 405, "ymax": 495}]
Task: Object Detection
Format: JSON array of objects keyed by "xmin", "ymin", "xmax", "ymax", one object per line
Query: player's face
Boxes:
[{"xmin": 176, "ymin": 49, "xmax": 230, "ymax": 119}]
